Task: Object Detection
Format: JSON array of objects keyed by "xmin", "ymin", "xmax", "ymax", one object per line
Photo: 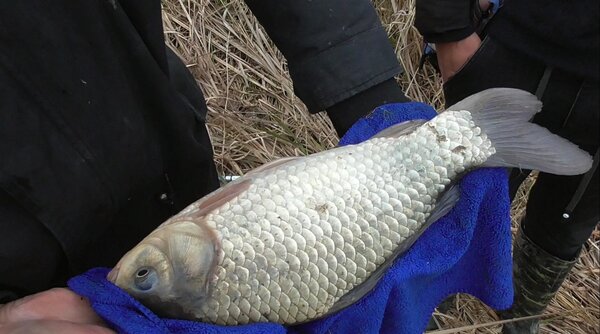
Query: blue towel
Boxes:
[{"xmin": 68, "ymin": 102, "xmax": 514, "ymax": 334}]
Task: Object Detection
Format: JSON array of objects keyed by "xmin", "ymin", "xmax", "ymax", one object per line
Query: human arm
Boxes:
[{"xmin": 243, "ymin": 0, "xmax": 410, "ymax": 136}]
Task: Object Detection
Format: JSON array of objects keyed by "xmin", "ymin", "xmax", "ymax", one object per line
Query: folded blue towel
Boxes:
[{"xmin": 68, "ymin": 102, "xmax": 514, "ymax": 334}]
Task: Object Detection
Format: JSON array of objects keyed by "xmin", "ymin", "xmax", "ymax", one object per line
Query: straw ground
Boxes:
[{"xmin": 161, "ymin": 0, "xmax": 599, "ymax": 332}]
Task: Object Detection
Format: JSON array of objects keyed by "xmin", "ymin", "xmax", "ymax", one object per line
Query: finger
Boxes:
[
  {"xmin": 0, "ymin": 319, "xmax": 115, "ymax": 334},
  {"xmin": 0, "ymin": 289, "xmax": 106, "ymax": 326},
  {"xmin": 479, "ymin": 0, "xmax": 491, "ymax": 11}
]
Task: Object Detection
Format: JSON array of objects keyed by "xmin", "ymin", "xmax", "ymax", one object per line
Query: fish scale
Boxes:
[{"xmin": 190, "ymin": 110, "xmax": 494, "ymax": 325}]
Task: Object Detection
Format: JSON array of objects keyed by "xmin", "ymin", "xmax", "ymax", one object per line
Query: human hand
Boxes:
[
  {"xmin": 434, "ymin": 0, "xmax": 493, "ymax": 82},
  {"xmin": 435, "ymin": 32, "xmax": 482, "ymax": 82},
  {"xmin": 0, "ymin": 288, "xmax": 114, "ymax": 334}
]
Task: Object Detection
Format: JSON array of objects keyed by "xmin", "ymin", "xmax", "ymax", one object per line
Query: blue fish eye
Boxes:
[{"xmin": 134, "ymin": 267, "xmax": 157, "ymax": 291}]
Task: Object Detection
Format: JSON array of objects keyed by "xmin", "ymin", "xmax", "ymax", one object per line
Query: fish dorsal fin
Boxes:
[
  {"xmin": 195, "ymin": 179, "xmax": 252, "ymax": 217},
  {"xmin": 370, "ymin": 120, "xmax": 428, "ymax": 139},
  {"xmin": 167, "ymin": 157, "xmax": 298, "ymax": 227},
  {"xmin": 200, "ymin": 157, "xmax": 299, "ymax": 213},
  {"xmin": 321, "ymin": 185, "xmax": 461, "ymax": 318},
  {"xmin": 244, "ymin": 156, "xmax": 299, "ymax": 177},
  {"xmin": 165, "ymin": 179, "xmax": 252, "ymax": 227}
]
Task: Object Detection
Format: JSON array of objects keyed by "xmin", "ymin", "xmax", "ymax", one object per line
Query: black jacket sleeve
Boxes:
[
  {"xmin": 415, "ymin": 0, "xmax": 475, "ymax": 43},
  {"xmin": 244, "ymin": 0, "xmax": 403, "ymax": 113}
]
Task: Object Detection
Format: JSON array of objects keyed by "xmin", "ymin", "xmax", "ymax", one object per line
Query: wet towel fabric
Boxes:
[{"xmin": 68, "ymin": 102, "xmax": 514, "ymax": 334}]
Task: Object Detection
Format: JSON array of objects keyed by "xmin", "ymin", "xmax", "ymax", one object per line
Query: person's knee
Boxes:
[{"xmin": 522, "ymin": 213, "xmax": 596, "ymax": 261}]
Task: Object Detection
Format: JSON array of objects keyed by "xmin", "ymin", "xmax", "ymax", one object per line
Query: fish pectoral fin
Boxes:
[{"xmin": 370, "ymin": 119, "xmax": 429, "ymax": 139}]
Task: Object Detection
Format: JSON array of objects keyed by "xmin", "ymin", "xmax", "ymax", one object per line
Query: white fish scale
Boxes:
[{"xmin": 196, "ymin": 110, "xmax": 494, "ymax": 325}]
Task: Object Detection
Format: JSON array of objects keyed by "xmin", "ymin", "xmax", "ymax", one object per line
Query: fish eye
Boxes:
[
  {"xmin": 136, "ymin": 268, "xmax": 149, "ymax": 278},
  {"xmin": 134, "ymin": 267, "xmax": 157, "ymax": 291}
]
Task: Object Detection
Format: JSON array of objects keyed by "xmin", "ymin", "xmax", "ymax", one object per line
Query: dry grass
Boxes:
[{"xmin": 160, "ymin": 0, "xmax": 599, "ymax": 332}]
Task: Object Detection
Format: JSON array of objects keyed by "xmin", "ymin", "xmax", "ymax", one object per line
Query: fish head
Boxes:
[{"xmin": 107, "ymin": 219, "xmax": 219, "ymax": 319}]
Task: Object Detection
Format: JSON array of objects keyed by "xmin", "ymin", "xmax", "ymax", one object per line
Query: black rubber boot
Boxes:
[{"xmin": 500, "ymin": 227, "xmax": 578, "ymax": 333}]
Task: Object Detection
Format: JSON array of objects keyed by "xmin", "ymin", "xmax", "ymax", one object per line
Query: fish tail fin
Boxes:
[{"xmin": 449, "ymin": 88, "xmax": 593, "ymax": 175}]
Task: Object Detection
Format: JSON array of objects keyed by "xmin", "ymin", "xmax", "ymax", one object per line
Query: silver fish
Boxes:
[{"xmin": 107, "ymin": 88, "xmax": 592, "ymax": 325}]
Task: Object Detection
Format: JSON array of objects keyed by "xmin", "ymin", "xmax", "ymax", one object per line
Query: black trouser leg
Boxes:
[{"xmin": 521, "ymin": 167, "xmax": 598, "ymax": 260}]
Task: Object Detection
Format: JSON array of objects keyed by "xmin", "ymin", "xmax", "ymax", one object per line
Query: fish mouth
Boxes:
[{"xmin": 107, "ymin": 264, "xmax": 120, "ymax": 283}]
